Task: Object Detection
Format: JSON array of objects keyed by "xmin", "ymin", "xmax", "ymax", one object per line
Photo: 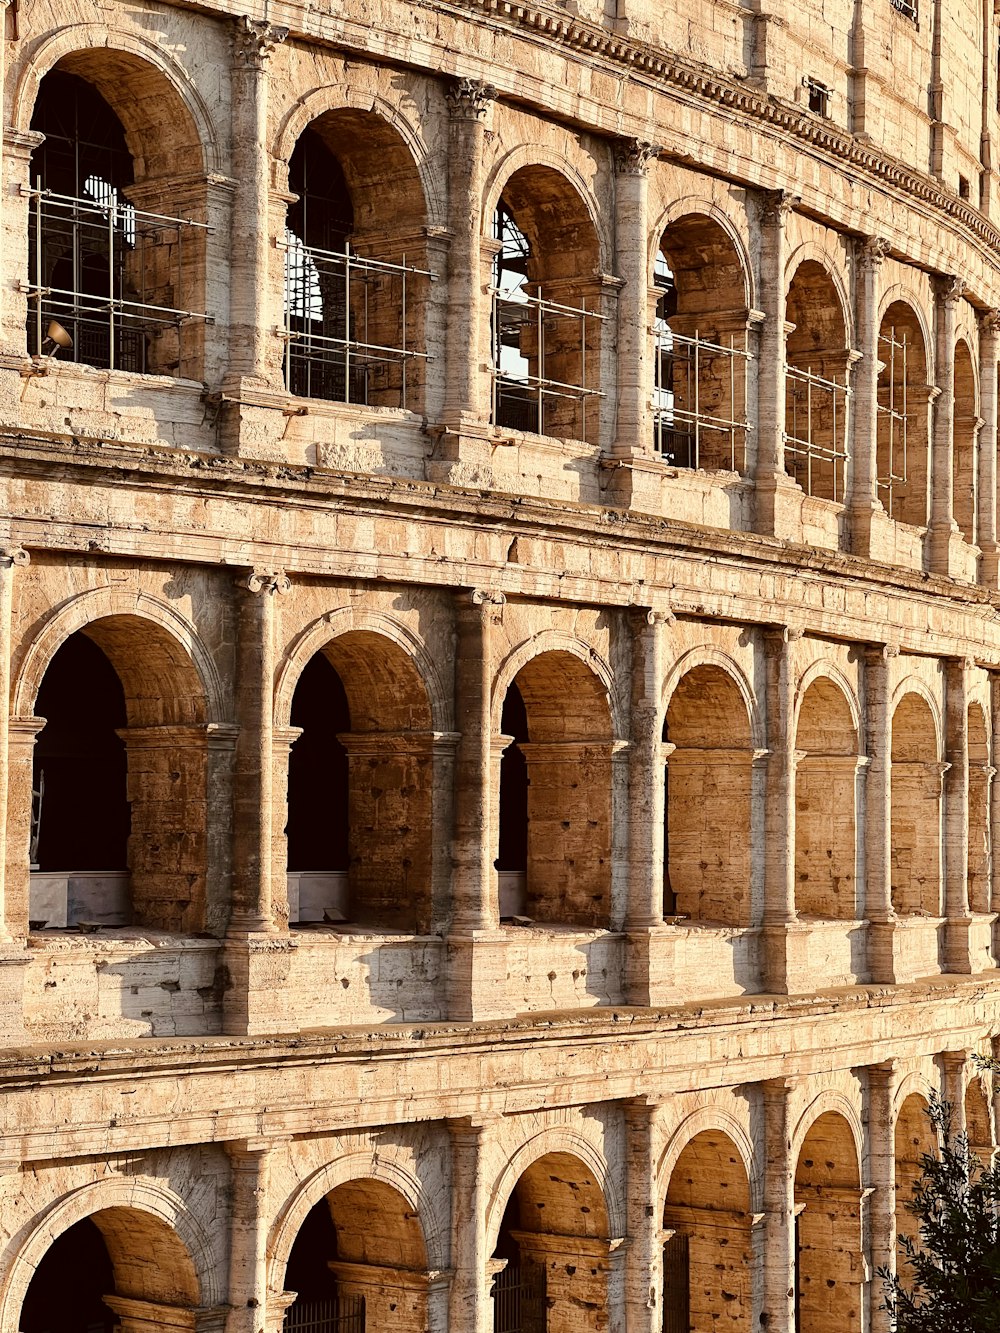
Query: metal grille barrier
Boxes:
[
  {"xmin": 492, "ymin": 1260, "xmax": 546, "ymax": 1333},
  {"xmin": 653, "ymin": 326, "xmax": 752, "ymax": 470},
  {"xmin": 784, "ymin": 364, "xmax": 851, "ymax": 501},
  {"xmin": 876, "ymin": 327, "xmax": 911, "ymax": 515},
  {"xmin": 283, "ymin": 1295, "xmax": 365, "ymax": 1333}
]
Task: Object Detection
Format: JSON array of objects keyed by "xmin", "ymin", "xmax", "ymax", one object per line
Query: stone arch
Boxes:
[
  {"xmin": 954, "ymin": 337, "xmax": 980, "ymax": 543},
  {"xmin": 492, "ymin": 632, "xmax": 622, "ymax": 737},
  {"xmin": 483, "ymin": 145, "xmax": 609, "ymax": 273},
  {"xmin": 876, "ymin": 285, "xmax": 935, "ymax": 366},
  {"xmin": 656, "ymin": 1107, "xmax": 761, "ymax": 1213},
  {"xmin": 877, "ymin": 295, "xmax": 932, "ymax": 526},
  {"xmin": 784, "ymin": 244, "xmax": 854, "ymax": 349},
  {"xmin": 964, "ymin": 1070, "xmax": 994, "ymax": 1170},
  {"xmin": 485, "ymin": 1126, "xmax": 624, "ymax": 1256},
  {"xmin": 663, "ymin": 656, "xmax": 757, "ymax": 926},
  {"xmin": 892, "ymin": 1070, "xmax": 939, "ymax": 1118},
  {"xmin": 792, "ymin": 661, "xmax": 862, "ymax": 743},
  {"xmin": 272, "ymin": 84, "xmax": 442, "ymax": 228},
  {"xmin": 894, "ymin": 1086, "xmax": 936, "ymax": 1278},
  {"xmin": 791, "ymin": 1090, "xmax": 865, "ymax": 1166},
  {"xmin": 890, "ymin": 689, "xmax": 944, "ymax": 916},
  {"xmin": 268, "ymin": 1149, "xmax": 448, "ymax": 1294},
  {"xmin": 0, "ymin": 1177, "xmax": 222, "ymax": 1333},
  {"xmin": 13, "ymin": 25, "xmax": 217, "ymax": 179},
  {"xmin": 793, "ymin": 670, "xmax": 861, "ymax": 920},
  {"xmin": 649, "ymin": 197, "xmax": 755, "ymax": 309},
  {"xmin": 275, "ymin": 608, "xmax": 451, "ymax": 732},
  {"xmin": 968, "ymin": 699, "xmax": 992, "ymax": 913},
  {"xmin": 661, "ymin": 647, "xmax": 762, "ymax": 747},
  {"xmin": 12, "ymin": 587, "xmax": 223, "ymax": 723},
  {"xmin": 794, "ymin": 1108, "xmax": 864, "ymax": 1332},
  {"xmin": 889, "ymin": 678, "xmax": 943, "ymax": 755}
]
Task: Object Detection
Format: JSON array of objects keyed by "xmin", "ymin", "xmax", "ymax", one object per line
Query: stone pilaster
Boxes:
[
  {"xmin": 0, "ymin": 129, "xmax": 44, "ymax": 363},
  {"xmin": 940, "ymin": 1049, "xmax": 968, "ymax": 1136},
  {"xmin": 448, "ymin": 1118, "xmax": 495, "ymax": 1333},
  {"xmin": 754, "ymin": 190, "xmax": 800, "ymax": 539},
  {"xmin": 225, "ymin": 1139, "xmax": 287, "ymax": 1333},
  {"xmin": 623, "ymin": 1098, "xmax": 662, "ymax": 1333},
  {"xmin": 761, "ymin": 627, "xmax": 799, "ymax": 992},
  {"xmin": 862, "ymin": 1061, "xmax": 897, "ymax": 1333},
  {"xmin": 612, "ymin": 138, "xmax": 658, "ymax": 460},
  {"xmin": 849, "ymin": 237, "xmax": 890, "ymax": 557},
  {"xmin": 943, "ymin": 656, "xmax": 973, "ymax": 972},
  {"xmin": 447, "ymin": 589, "xmax": 507, "ymax": 1021},
  {"xmin": 929, "ymin": 276, "xmax": 965, "ymax": 576},
  {"xmin": 864, "ymin": 643, "xmax": 897, "ymax": 983},
  {"xmin": 0, "ymin": 547, "xmax": 28, "ymax": 942},
  {"xmin": 625, "ymin": 607, "xmax": 669, "ymax": 1005},
  {"xmin": 758, "ymin": 1078, "xmax": 796, "ymax": 1332},
  {"xmin": 978, "ymin": 310, "xmax": 1000, "ymax": 587}
]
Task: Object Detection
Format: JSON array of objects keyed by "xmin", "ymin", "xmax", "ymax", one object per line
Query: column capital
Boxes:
[
  {"xmin": 980, "ymin": 307, "xmax": 1000, "ymax": 338},
  {"xmin": 231, "ymin": 16, "xmax": 288, "ymax": 69},
  {"xmin": 612, "ymin": 137, "xmax": 661, "ymax": 176},
  {"xmin": 446, "ymin": 77, "xmax": 497, "ymax": 119},
  {"xmin": 763, "ymin": 624, "xmax": 803, "ymax": 656},
  {"xmin": 759, "ymin": 188, "xmax": 799, "ymax": 226},
  {"xmin": 471, "ymin": 586, "xmax": 506, "ymax": 607},
  {"xmin": 245, "ymin": 568, "xmax": 291, "ymax": 595},
  {"xmin": 933, "ymin": 273, "xmax": 966, "ymax": 307},
  {"xmin": 857, "ymin": 235, "xmax": 890, "ymax": 269},
  {"xmin": 0, "ymin": 548, "xmax": 29, "ymax": 569},
  {"xmin": 865, "ymin": 640, "xmax": 900, "ymax": 664}
]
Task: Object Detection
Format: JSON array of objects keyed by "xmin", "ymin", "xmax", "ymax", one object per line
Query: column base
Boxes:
[
  {"xmin": 425, "ymin": 419, "xmax": 496, "ymax": 488},
  {"xmin": 210, "ymin": 378, "xmax": 292, "ymax": 460},
  {"xmin": 445, "ymin": 931, "xmax": 510, "ymax": 1021},
  {"xmin": 624, "ymin": 925, "xmax": 676, "ymax": 1006},
  {"xmin": 943, "ymin": 914, "xmax": 996, "ymax": 974},
  {"xmin": 221, "ymin": 932, "xmax": 297, "ymax": 1035},
  {"xmin": 927, "ymin": 523, "xmax": 967, "ymax": 579},
  {"xmin": 866, "ymin": 920, "xmax": 899, "ymax": 985},
  {"xmin": 847, "ymin": 500, "xmax": 892, "ymax": 561},
  {"xmin": 980, "ymin": 541, "xmax": 1000, "ymax": 589},
  {"xmin": 753, "ymin": 471, "xmax": 803, "ymax": 542},
  {"xmin": 0, "ymin": 951, "xmax": 29, "ymax": 1043},
  {"xmin": 600, "ymin": 453, "xmax": 665, "ymax": 516}
]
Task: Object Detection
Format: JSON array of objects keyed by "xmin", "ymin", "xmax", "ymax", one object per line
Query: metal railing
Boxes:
[
  {"xmin": 283, "ymin": 1295, "xmax": 365, "ymax": 1333},
  {"xmin": 281, "ymin": 236, "xmax": 434, "ymax": 407},
  {"xmin": 492, "ymin": 1261, "xmax": 546, "ymax": 1333},
  {"xmin": 491, "ymin": 286, "xmax": 606, "ymax": 444},
  {"xmin": 23, "ymin": 184, "xmax": 210, "ymax": 374},
  {"xmin": 653, "ymin": 326, "xmax": 752, "ymax": 471},
  {"xmin": 784, "ymin": 364, "xmax": 851, "ymax": 501},
  {"xmin": 876, "ymin": 328, "xmax": 910, "ymax": 517}
]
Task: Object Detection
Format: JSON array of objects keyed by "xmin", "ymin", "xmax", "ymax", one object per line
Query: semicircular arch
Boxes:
[
  {"xmin": 890, "ymin": 679, "xmax": 943, "ymax": 759},
  {"xmin": 491, "ymin": 630, "xmax": 623, "ymax": 738},
  {"xmin": 661, "ymin": 647, "xmax": 761, "ymax": 748},
  {"xmin": 650, "ymin": 198, "xmax": 755, "ymax": 309},
  {"xmin": 656, "ymin": 1108, "xmax": 761, "ymax": 1213},
  {"xmin": 792, "ymin": 660, "xmax": 862, "ymax": 747},
  {"xmin": 791, "ymin": 1091, "xmax": 864, "ymax": 1169},
  {"xmin": 785, "ymin": 243, "xmax": 854, "ymax": 349}
]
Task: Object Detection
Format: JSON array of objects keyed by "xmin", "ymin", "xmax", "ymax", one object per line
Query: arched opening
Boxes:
[
  {"xmin": 283, "ymin": 112, "xmax": 432, "ymax": 410},
  {"xmin": 492, "ymin": 1152, "xmax": 611, "ymax": 1333},
  {"xmin": 894, "ymin": 1093, "xmax": 936, "ymax": 1281},
  {"xmin": 794, "ymin": 678, "xmax": 859, "ymax": 919},
  {"xmin": 784, "ymin": 261, "xmax": 851, "ymax": 502},
  {"xmin": 285, "ymin": 632, "xmax": 434, "ymax": 932},
  {"xmin": 653, "ymin": 215, "xmax": 751, "ymax": 471},
  {"xmin": 27, "ymin": 61, "xmax": 208, "ymax": 376},
  {"xmin": 283, "ymin": 1180, "xmax": 429, "ymax": 1333},
  {"xmin": 497, "ymin": 651, "xmax": 614, "ymax": 928},
  {"xmin": 794, "ymin": 1112, "xmax": 864, "ymax": 1333},
  {"xmin": 662, "ymin": 1130, "xmax": 752, "ymax": 1333},
  {"xmin": 663, "ymin": 666, "xmax": 753, "ymax": 926},
  {"xmin": 492, "ymin": 166, "xmax": 604, "ymax": 443},
  {"xmin": 965, "ymin": 1076, "xmax": 994, "ymax": 1172},
  {"xmin": 953, "ymin": 339, "xmax": 979, "ymax": 544},
  {"xmin": 877, "ymin": 301, "xmax": 930, "ymax": 527},
  {"xmin": 28, "ymin": 618, "xmax": 209, "ymax": 933},
  {"xmin": 890, "ymin": 694, "xmax": 942, "ymax": 917},
  {"xmin": 968, "ymin": 703, "xmax": 991, "ymax": 915},
  {"xmin": 497, "ymin": 682, "xmax": 529, "ymax": 918},
  {"xmin": 18, "ymin": 1207, "xmax": 201, "ymax": 1333}
]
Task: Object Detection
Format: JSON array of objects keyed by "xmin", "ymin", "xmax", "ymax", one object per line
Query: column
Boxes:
[
  {"xmin": 978, "ymin": 310, "xmax": 1000, "ymax": 586},
  {"xmin": 448, "ymin": 1118, "xmax": 495, "ymax": 1333},
  {"xmin": 863, "ymin": 1061, "xmax": 897, "ymax": 1333},
  {"xmin": 940, "ymin": 1050, "xmax": 968, "ymax": 1137},
  {"xmin": 438, "ymin": 80, "xmax": 496, "ymax": 436},
  {"xmin": 612, "ymin": 139, "xmax": 658, "ymax": 459},
  {"xmin": 761, "ymin": 628, "xmax": 799, "ymax": 993},
  {"xmin": 758, "ymin": 1078, "xmax": 796, "ymax": 1332},
  {"xmin": 754, "ymin": 190, "xmax": 797, "ymax": 538},
  {"xmin": 226, "ymin": 1139, "xmax": 288, "ymax": 1333},
  {"xmin": 268, "ymin": 724, "xmax": 302, "ymax": 929},
  {"xmin": 864, "ymin": 644, "xmax": 898, "ymax": 983},
  {"xmin": 447, "ymin": 589, "xmax": 507, "ymax": 1021},
  {"xmin": 991, "ymin": 675, "xmax": 1000, "ymax": 935},
  {"xmin": 5, "ymin": 715, "xmax": 43, "ymax": 944},
  {"xmin": 849, "ymin": 237, "xmax": 889, "ymax": 556},
  {"xmin": 226, "ymin": 18, "xmax": 287, "ymax": 388},
  {"xmin": 943, "ymin": 656, "xmax": 973, "ymax": 972},
  {"xmin": 929, "ymin": 276, "xmax": 964, "ymax": 576},
  {"xmin": 0, "ymin": 129, "xmax": 44, "ymax": 359},
  {"xmin": 0, "ymin": 547, "xmax": 28, "ymax": 941},
  {"xmin": 623, "ymin": 1098, "xmax": 662, "ymax": 1333}
]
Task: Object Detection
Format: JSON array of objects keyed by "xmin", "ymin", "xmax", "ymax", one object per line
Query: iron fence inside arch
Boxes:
[
  {"xmin": 283, "ymin": 1295, "xmax": 365, "ymax": 1333},
  {"xmin": 492, "ymin": 1260, "xmax": 546, "ymax": 1333}
]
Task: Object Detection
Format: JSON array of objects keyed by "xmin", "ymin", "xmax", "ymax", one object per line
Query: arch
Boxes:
[
  {"xmin": 791, "ymin": 1091, "xmax": 865, "ymax": 1167},
  {"xmin": 276, "ymin": 608, "xmax": 451, "ymax": 732},
  {"xmin": 268, "ymin": 1149, "xmax": 447, "ymax": 1294},
  {"xmin": 491, "ymin": 632, "xmax": 622, "ymax": 738},
  {"xmin": 657, "ymin": 1108, "xmax": 761, "ymax": 1213},
  {"xmin": 661, "ymin": 648, "xmax": 762, "ymax": 747},
  {"xmin": 965, "ymin": 1074, "xmax": 994, "ymax": 1170},
  {"xmin": 954, "ymin": 337, "xmax": 980, "ymax": 544},
  {"xmin": 13, "ymin": 26, "xmax": 218, "ymax": 178},
  {"xmin": 891, "ymin": 689, "xmax": 943, "ymax": 917},
  {"xmin": 794, "ymin": 1109, "xmax": 864, "ymax": 1332},
  {"xmin": 792, "ymin": 662, "xmax": 862, "ymax": 744},
  {"xmin": 0, "ymin": 1177, "xmax": 221, "ymax": 1332},
  {"xmin": 649, "ymin": 197, "xmax": 754, "ymax": 309},
  {"xmin": 784, "ymin": 244, "xmax": 854, "ymax": 349},
  {"xmin": 877, "ymin": 296, "xmax": 932, "ymax": 526},
  {"xmin": 894, "ymin": 1088, "xmax": 936, "ymax": 1276},
  {"xmin": 968, "ymin": 700, "xmax": 991, "ymax": 913},
  {"xmin": 12, "ymin": 587, "xmax": 224, "ymax": 724},
  {"xmin": 485, "ymin": 1127, "xmax": 624, "ymax": 1257},
  {"xmin": 889, "ymin": 679, "xmax": 943, "ymax": 756},
  {"xmin": 876, "ymin": 286, "xmax": 935, "ymax": 365},
  {"xmin": 892, "ymin": 1070, "xmax": 938, "ymax": 1118},
  {"xmin": 483, "ymin": 145, "xmax": 610, "ymax": 273},
  {"xmin": 273, "ymin": 85, "xmax": 442, "ymax": 229}
]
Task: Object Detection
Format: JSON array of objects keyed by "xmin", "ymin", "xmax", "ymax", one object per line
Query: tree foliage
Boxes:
[{"xmin": 879, "ymin": 1091, "xmax": 1000, "ymax": 1332}]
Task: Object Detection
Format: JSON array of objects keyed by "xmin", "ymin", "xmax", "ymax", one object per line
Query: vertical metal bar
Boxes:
[
  {"xmin": 344, "ymin": 241, "xmax": 351, "ymax": 406},
  {"xmin": 363, "ymin": 263, "xmax": 369, "ymax": 406},
  {"xmin": 537, "ymin": 292, "xmax": 543, "ymax": 435},
  {"xmin": 34, "ymin": 184, "xmax": 43, "ymax": 355},
  {"xmin": 832, "ymin": 376, "xmax": 839, "ymax": 503},
  {"xmin": 108, "ymin": 194, "xmax": 116, "ymax": 370},
  {"xmin": 580, "ymin": 299, "xmax": 587, "ymax": 444},
  {"xmin": 693, "ymin": 329, "xmax": 701, "ymax": 469},
  {"xmin": 401, "ymin": 251, "xmax": 407, "ymax": 411},
  {"xmin": 806, "ymin": 369, "xmax": 813, "ymax": 497}
]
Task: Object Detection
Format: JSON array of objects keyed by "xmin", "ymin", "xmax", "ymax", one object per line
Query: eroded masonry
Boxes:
[{"xmin": 3, "ymin": 1, "xmax": 1000, "ymax": 1331}]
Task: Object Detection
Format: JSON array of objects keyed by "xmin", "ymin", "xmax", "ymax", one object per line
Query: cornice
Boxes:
[{"xmin": 430, "ymin": 0, "xmax": 1000, "ymax": 262}]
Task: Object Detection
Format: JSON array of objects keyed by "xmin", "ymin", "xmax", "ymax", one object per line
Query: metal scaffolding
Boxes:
[
  {"xmin": 784, "ymin": 364, "xmax": 851, "ymax": 501},
  {"xmin": 490, "ymin": 286, "xmax": 606, "ymax": 443},
  {"xmin": 23, "ymin": 183, "xmax": 210, "ymax": 373},
  {"xmin": 281, "ymin": 236, "xmax": 434, "ymax": 407},
  {"xmin": 876, "ymin": 327, "xmax": 910, "ymax": 516},
  {"xmin": 652, "ymin": 325, "xmax": 752, "ymax": 471}
]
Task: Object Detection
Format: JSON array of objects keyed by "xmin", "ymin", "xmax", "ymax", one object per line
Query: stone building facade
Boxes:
[{"xmin": 2, "ymin": 0, "xmax": 1000, "ymax": 1330}]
